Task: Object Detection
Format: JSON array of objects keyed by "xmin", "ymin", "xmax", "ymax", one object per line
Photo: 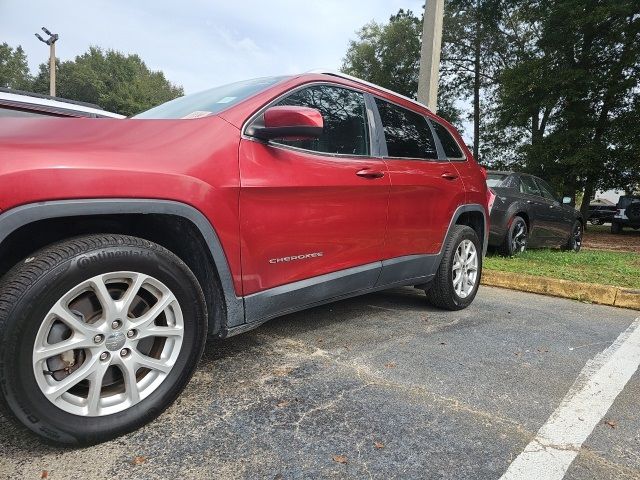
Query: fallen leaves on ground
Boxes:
[
  {"xmin": 276, "ymin": 400, "xmax": 290, "ymax": 408},
  {"xmin": 332, "ymin": 454, "xmax": 348, "ymax": 464},
  {"xmin": 132, "ymin": 456, "xmax": 147, "ymax": 465},
  {"xmin": 41, "ymin": 471, "xmax": 48, "ymax": 479},
  {"xmin": 604, "ymin": 419, "xmax": 617, "ymax": 429},
  {"xmin": 374, "ymin": 441, "xmax": 384, "ymax": 449},
  {"xmin": 384, "ymin": 362, "xmax": 396, "ymax": 368}
]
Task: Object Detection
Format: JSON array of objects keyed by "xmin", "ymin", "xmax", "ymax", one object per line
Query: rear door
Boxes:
[
  {"xmin": 239, "ymin": 83, "xmax": 390, "ymax": 306},
  {"xmin": 518, "ymin": 175, "xmax": 550, "ymax": 243},
  {"xmin": 534, "ymin": 177, "xmax": 573, "ymax": 242},
  {"xmin": 372, "ymin": 97, "xmax": 465, "ymax": 285}
]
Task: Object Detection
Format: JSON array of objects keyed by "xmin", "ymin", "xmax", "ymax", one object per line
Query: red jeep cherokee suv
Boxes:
[{"xmin": 0, "ymin": 72, "xmax": 489, "ymax": 444}]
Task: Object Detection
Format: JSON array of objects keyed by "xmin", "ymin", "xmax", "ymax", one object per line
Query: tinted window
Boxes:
[
  {"xmin": 375, "ymin": 99, "xmax": 438, "ymax": 159},
  {"xmin": 432, "ymin": 121, "xmax": 464, "ymax": 159},
  {"xmin": 535, "ymin": 178, "xmax": 558, "ymax": 201},
  {"xmin": 520, "ymin": 176, "xmax": 541, "ymax": 196},
  {"xmin": 273, "ymin": 85, "xmax": 370, "ymax": 156},
  {"xmin": 134, "ymin": 76, "xmax": 288, "ymax": 119}
]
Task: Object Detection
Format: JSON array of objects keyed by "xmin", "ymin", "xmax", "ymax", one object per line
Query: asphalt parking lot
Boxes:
[{"xmin": 1, "ymin": 286, "xmax": 639, "ymax": 480}]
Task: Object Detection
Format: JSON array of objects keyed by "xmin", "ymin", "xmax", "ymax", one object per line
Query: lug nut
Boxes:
[
  {"xmin": 99, "ymin": 352, "xmax": 109, "ymax": 361},
  {"xmin": 120, "ymin": 348, "xmax": 130, "ymax": 357},
  {"xmin": 93, "ymin": 334, "xmax": 104, "ymax": 344},
  {"xmin": 111, "ymin": 320, "xmax": 122, "ymax": 329},
  {"xmin": 126, "ymin": 329, "xmax": 136, "ymax": 338}
]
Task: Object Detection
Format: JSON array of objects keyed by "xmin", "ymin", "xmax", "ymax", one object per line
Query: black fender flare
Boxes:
[{"xmin": 0, "ymin": 199, "xmax": 244, "ymax": 330}]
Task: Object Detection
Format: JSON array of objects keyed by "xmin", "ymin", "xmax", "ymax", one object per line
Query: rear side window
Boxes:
[
  {"xmin": 273, "ymin": 85, "xmax": 370, "ymax": 156},
  {"xmin": 486, "ymin": 173, "xmax": 508, "ymax": 188},
  {"xmin": 375, "ymin": 99, "xmax": 438, "ymax": 159},
  {"xmin": 431, "ymin": 121, "xmax": 464, "ymax": 159},
  {"xmin": 520, "ymin": 176, "xmax": 541, "ymax": 196}
]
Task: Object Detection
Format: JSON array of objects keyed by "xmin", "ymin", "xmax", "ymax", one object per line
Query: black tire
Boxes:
[
  {"xmin": 425, "ymin": 225, "xmax": 482, "ymax": 310},
  {"xmin": 500, "ymin": 215, "xmax": 528, "ymax": 256},
  {"xmin": 611, "ymin": 222, "xmax": 622, "ymax": 234},
  {"xmin": 0, "ymin": 234, "xmax": 208, "ymax": 446},
  {"xmin": 562, "ymin": 220, "xmax": 583, "ymax": 252}
]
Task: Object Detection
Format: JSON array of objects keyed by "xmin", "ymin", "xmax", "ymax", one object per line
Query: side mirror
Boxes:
[
  {"xmin": 562, "ymin": 196, "xmax": 572, "ymax": 204},
  {"xmin": 246, "ymin": 106, "xmax": 323, "ymax": 141}
]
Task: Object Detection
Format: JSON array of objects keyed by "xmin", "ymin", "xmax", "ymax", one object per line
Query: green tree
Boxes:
[
  {"xmin": 492, "ymin": 0, "xmax": 640, "ymax": 217},
  {"xmin": 0, "ymin": 43, "xmax": 32, "ymax": 89},
  {"xmin": 341, "ymin": 8, "xmax": 462, "ymax": 126},
  {"xmin": 32, "ymin": 47, "xmax": 183, "ymax": 116}
]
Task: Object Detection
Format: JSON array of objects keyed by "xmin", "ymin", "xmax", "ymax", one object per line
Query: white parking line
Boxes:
[{"xmin": 501, "ymin": 317, "xmax": 640, "ymax": 480}]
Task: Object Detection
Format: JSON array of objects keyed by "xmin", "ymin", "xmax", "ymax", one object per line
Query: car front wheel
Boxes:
[
  {"xmin": 563, "ymin": 220, "xmax": 583, "ymax": 252},
  {"xmin": 501, "ymin": 215, "xmax": 528, "ymax": 256},
  {"xmin": 425, "ymin": 225, "xmax": 481, "ymax": 310},
  {"xmin": 0, "ymin": 234, "xmax": 207, "ymax": 445}
]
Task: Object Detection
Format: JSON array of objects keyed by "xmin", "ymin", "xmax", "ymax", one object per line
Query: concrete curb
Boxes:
[{"xmin": 481, "ymin": 270, "xmax": 640, "ymax": 310}]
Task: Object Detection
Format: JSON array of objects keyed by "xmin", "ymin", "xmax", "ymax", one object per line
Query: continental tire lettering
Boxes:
[{"xmin": 77, "ymin": 250, "xmax": 153, "ymax": 268}]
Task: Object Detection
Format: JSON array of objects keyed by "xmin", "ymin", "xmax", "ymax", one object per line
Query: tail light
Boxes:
[{"xmin": 487, "ymin": 187, "xmax": 496, "ymax": 213}]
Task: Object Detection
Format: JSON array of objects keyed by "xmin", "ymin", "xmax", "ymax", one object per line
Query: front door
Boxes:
[{"xmin": 239, "ymin": 84, "xmax": 389, "ymax": 319}]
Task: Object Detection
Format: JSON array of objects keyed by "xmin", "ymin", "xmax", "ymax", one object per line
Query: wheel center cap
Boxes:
[{"xmin": 105, "ymin": 332, "xmax": 126, "ymax": 351}]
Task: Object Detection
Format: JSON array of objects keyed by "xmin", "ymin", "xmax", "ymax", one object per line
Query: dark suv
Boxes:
[
  {"xmin": 0, "ymin": 72, "xmax": 489, "ymax": 445},
  {"xmin": 611, "ymin": 195, "xmax": 640, "ymax": 233}
]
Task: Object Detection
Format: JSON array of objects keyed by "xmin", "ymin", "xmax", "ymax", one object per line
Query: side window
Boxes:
[
  {"xmin": 519, "ymin": 176, "xmax": 541, "ymax": 196},
  {"xmin": 375, "ymin": 98, "xmax": 438, "ymax": 159},
  {"xmin": 535, "ymin": 178, "xmax": 558, "ymax": 202},
  {"xmin": 273, "ymin": 85, "xmax": 370, "ymax": 156},
  {"xmin": 431, "ymin": 120, "xmax": 464, "ymax": 159}
]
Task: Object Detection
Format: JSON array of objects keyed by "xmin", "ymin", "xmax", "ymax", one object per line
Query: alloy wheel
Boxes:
[
  {"xmin": 452, "ymin": 239, "xmax": 478, "ymax": 299},
  {"xmin": 573, "ymin": 223, "xmax": 582, "ymax": 251},
  {"xmin": 32, "ymin": 271, "xmax": 184, "ymax": 417},
  {"xmin": 511, "ymin": 220, "xmax": 527, "ymax": 254}
]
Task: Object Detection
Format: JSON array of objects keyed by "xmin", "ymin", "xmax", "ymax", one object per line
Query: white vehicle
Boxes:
[{"xmin": 0, "ymin": 88, "xmax": 124, "ymax": 119}]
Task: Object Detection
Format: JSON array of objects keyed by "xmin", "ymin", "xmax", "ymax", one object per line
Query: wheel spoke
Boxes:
[
  {"xmin": 86, "ymin": 360, "xmax": 110, "ymax": 415},
  {"xmin": 43, "ymin": 355, "xmax": 99, "ymax": 401},
  {"xmin": 136, "ymin": 325, "xmax": 184, "ymax": 340},
  {"xmin": 117, "ymin": 273, "xmax": 147, "ymax": 316},
  {"xmin": 89, "ymin": 276, "xmax": 116, "ymax": 319},
  {"xmin": 50, "ymin": 304, "xmax": 97, "ymax": 337},
  {"xmin": 121, "ymin": 360, "xmax": 141, "ymax": 405},
  {"xmin": 130, "ymin": 293, "xmax": 176, "ymax": 330},
  {"xmin": 33, "ymin": 336, "xmax": 94, "ymax": 362},
  {"xmin": 131, "ymin": 351, "xmax": 172, "ymax": 374}
]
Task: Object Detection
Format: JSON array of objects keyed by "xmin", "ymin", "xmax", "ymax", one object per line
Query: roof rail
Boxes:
[
  {"xmin": 0, "ymin": 87, "xmax": 104, "ymax": 110},
  {"xmin": 307, "ymin": 69, "xmax": 431, "ymax": 112}
]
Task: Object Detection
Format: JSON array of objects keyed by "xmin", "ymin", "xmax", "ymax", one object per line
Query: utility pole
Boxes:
[
  {"xmin": 35, "ymin": 27, "xmax": 59, "ymax": 96},
  {"xmin": 417, "ymin": 0, "xmax": 444, "ymax": 111}
]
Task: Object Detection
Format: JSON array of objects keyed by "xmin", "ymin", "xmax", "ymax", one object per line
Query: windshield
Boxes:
[
  {"xmin": 486, "ymin": 173, "xmax": 508, "ymax": 188},
  {"xmin": 134, "ymin": 76, "xmax": 289, "ymax": 119}
]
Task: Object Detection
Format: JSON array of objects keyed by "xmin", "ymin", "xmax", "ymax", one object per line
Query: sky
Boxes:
[{"xmin": 0, "ymin": 0, "xmax": 424, "ymax": 94}]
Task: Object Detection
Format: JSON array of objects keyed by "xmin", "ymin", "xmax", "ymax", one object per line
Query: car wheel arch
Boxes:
[{"xmin": 0, "ymin": 199, "xmax": 244, "ymax": 334}]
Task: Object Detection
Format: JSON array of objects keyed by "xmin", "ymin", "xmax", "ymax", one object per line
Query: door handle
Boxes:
[
  {"xmin": 441, "ymin": 172, "xmax": 458, "ymax": 180},
  {"xmin": 356, "ymin": 169, "xmax": 384, "ymax": 179}
]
